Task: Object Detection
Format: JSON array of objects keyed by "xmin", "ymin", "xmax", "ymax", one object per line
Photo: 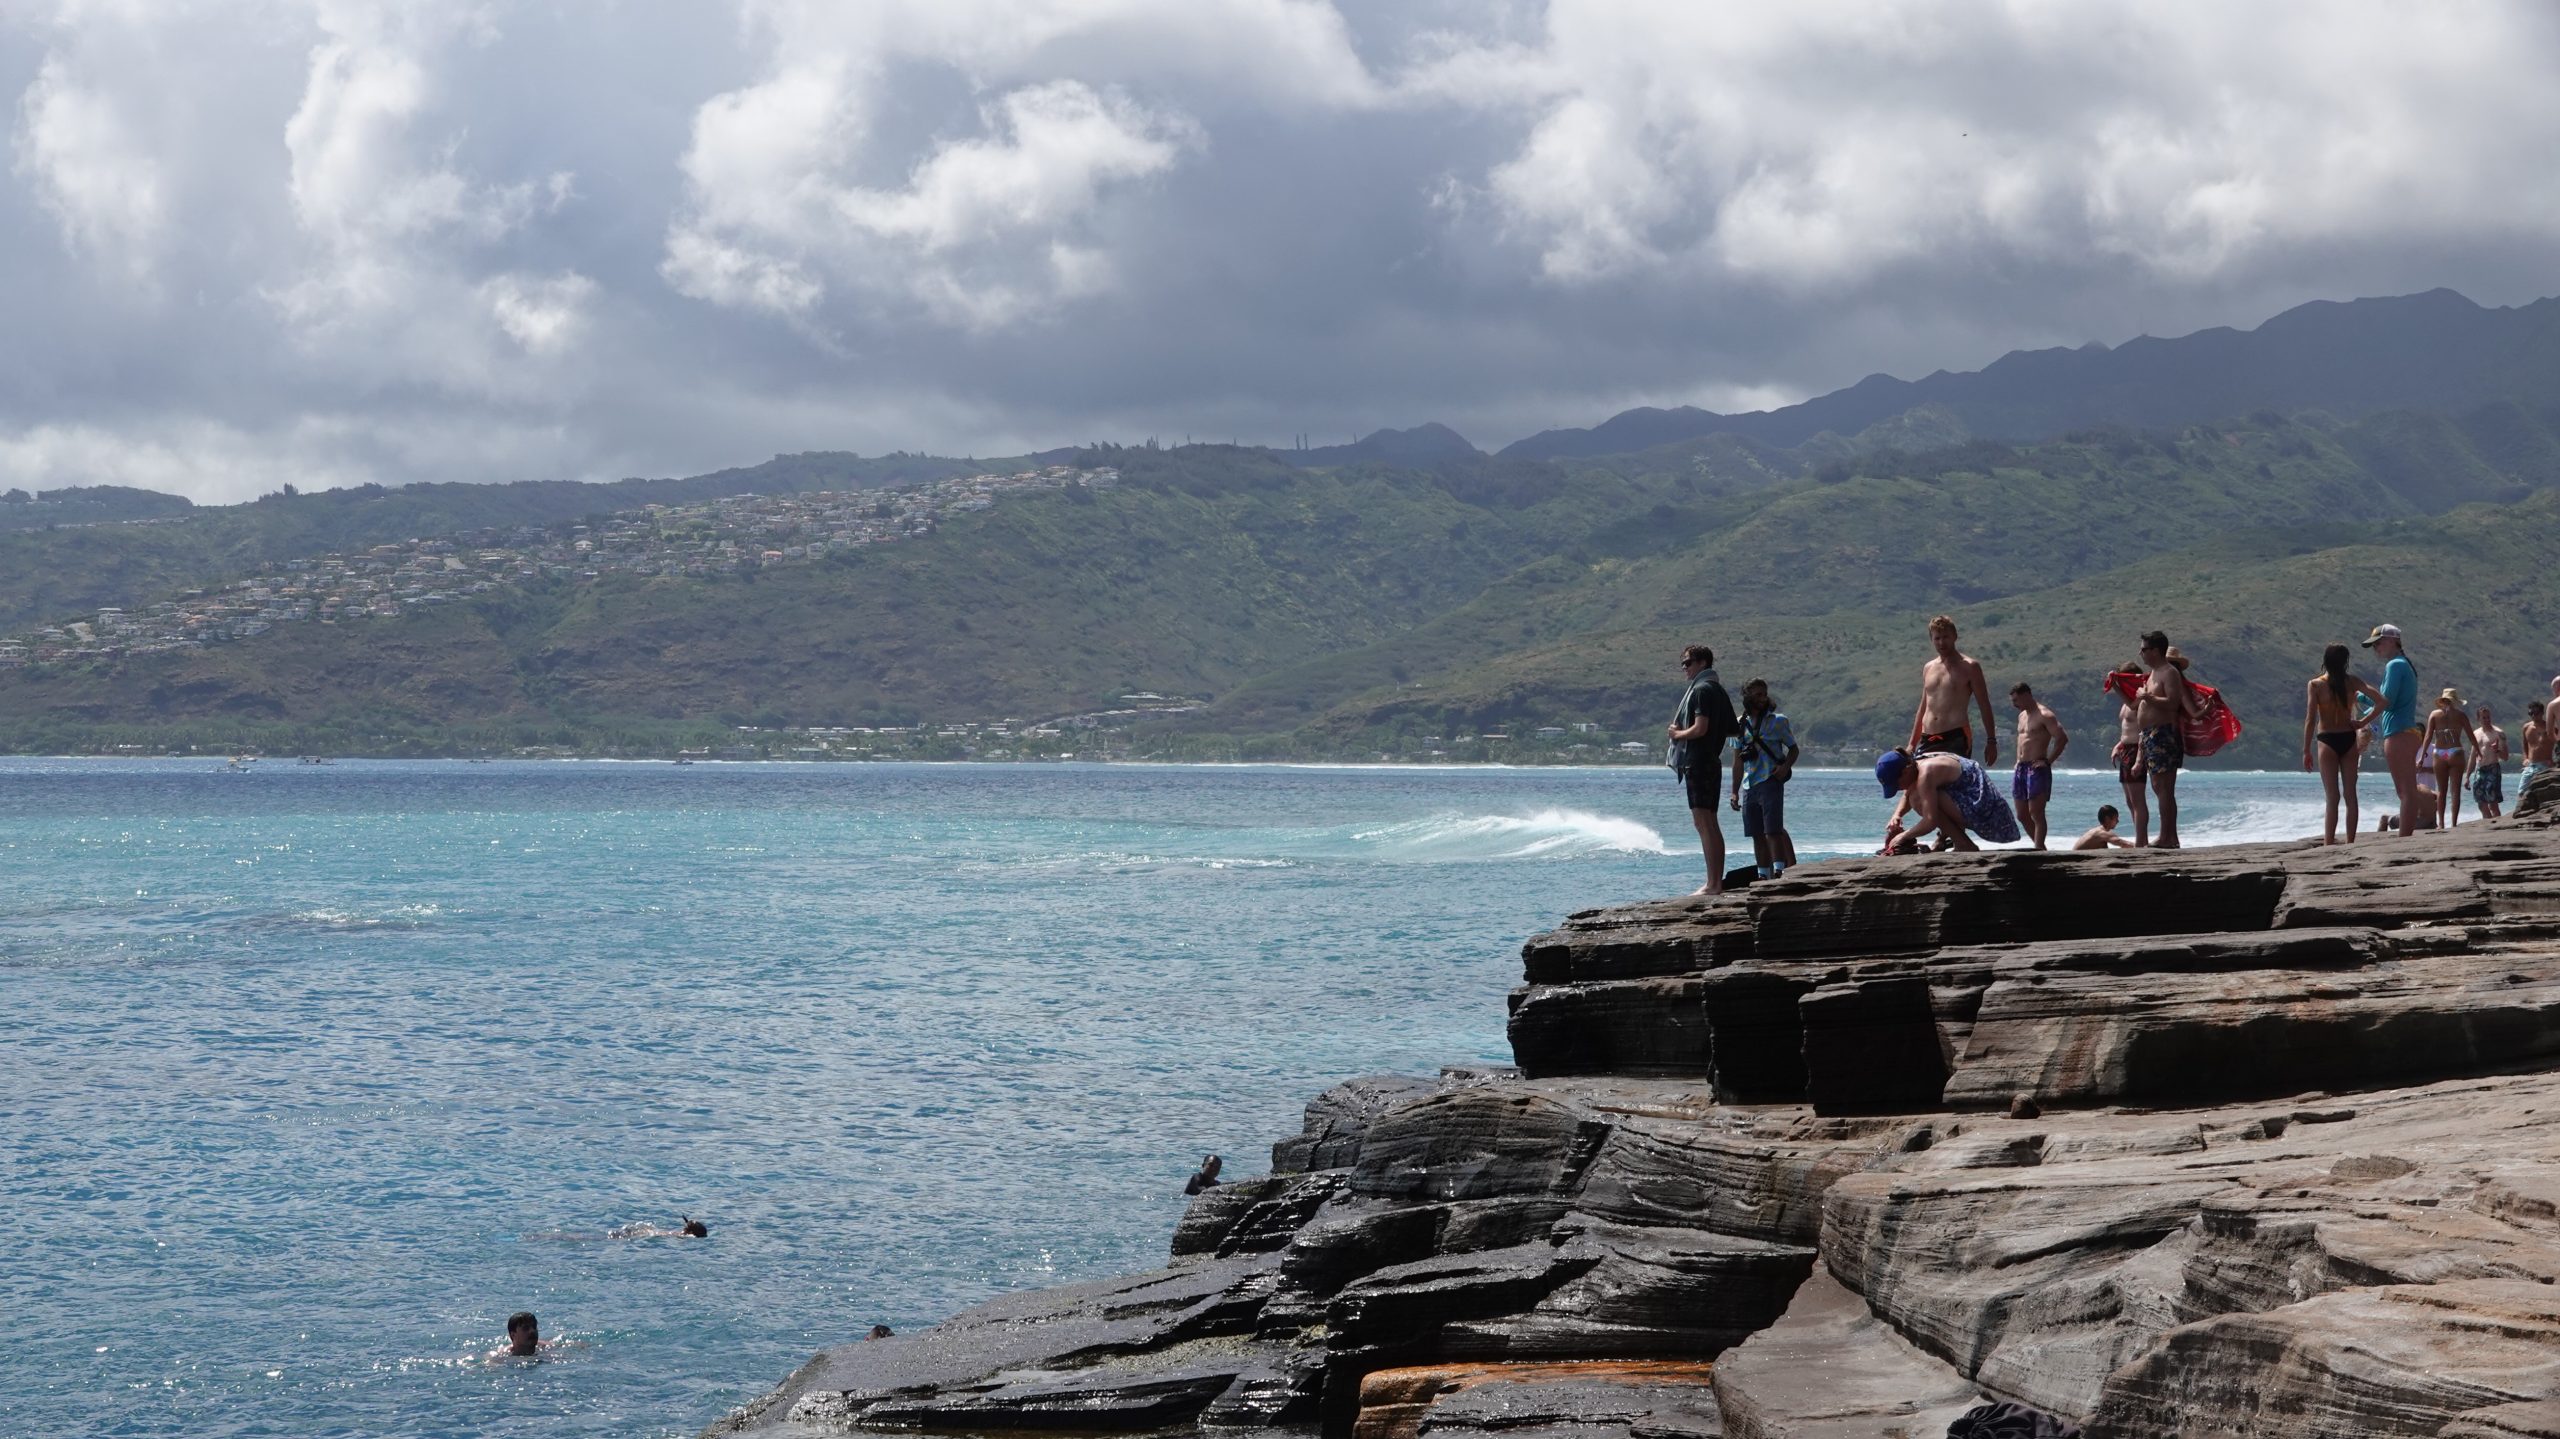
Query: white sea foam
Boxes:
[
  {"xmin": 1351, "ymin": 809, "xmax": 1675, "ymax": 861},
  {"xmin": 284, "ymin": 903, "xmax": 441, "ymax": 930},
  {"xmin": 2169, "ymin": 797, "xmax": 2328, "ymax": 846}
]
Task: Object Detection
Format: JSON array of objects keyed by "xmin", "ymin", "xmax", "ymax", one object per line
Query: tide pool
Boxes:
[{"xmin": 0, "ymin": 759, "xmax": 2341, "ymax": 1436}]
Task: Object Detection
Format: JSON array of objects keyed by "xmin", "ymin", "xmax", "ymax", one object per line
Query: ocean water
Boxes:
[{"xmin": 1, "ymin": 759, "xmax": 2338, "ymax": 1437}]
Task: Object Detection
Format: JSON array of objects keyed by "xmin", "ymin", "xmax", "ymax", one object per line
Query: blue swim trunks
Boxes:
[{"xmin": 2012, "ymin": 761, "xmax": 2053, "ymax": 803}]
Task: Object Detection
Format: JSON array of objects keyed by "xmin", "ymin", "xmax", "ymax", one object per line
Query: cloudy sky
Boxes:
[{"xmin": 3, "ymin": 0, "xmax": 2557, "ymax": 502}]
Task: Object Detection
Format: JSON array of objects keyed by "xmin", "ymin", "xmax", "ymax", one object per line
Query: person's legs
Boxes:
[
  {"xmin": 2435, "ymin": 754, "xmax": 2458, "ymax": 828},
  {"xmin": 2015, "ymin": 767, "xmax": 2047, "ymax": 849},
  {"xmin": 2385, "ymin": 731, "xmax": 2422, "ymax": 836},
  {"xmin": 2151, "ymin": 766, "xmax": 2180, "ymax": 848},
  {"xmin": 2318, "ymin": 746, "xmax": 2343, "ymax": 845},
  {"xmin": 1689, "ymin": 807, "xmax": 1724, "ymax": 892},
  {"xmin": 2120, "ymin": 774, "xmax": 2150, "ymax": 847},
  {"xmin": 1746, "ymin": 783, "xmax": 1788, "ymax": 875}
]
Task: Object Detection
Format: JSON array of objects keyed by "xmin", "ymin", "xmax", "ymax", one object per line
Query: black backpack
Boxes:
[
  {"xmin": 1671, "ymin": 676, "xmax": 1739, "ymax": 774},
  {"xmin": 1699, "ymin": 680, "xmax": 1739, "ymax": 747}
]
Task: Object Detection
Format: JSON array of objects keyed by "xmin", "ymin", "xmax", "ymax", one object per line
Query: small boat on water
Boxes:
[
  {"xmin": 226, "ymin": 755, "xmax": 258, "ymax": 771},
  {"xmin": 299, "ymin": 755, "xmax": 332, "ymax": 765}
]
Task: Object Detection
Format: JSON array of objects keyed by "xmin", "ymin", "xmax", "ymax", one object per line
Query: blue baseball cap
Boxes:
[{"xmin": 1874, "ymin": 750, "xmax": 1910, "ymax": 795}]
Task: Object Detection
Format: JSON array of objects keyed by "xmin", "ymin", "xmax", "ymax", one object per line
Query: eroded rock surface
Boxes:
[{"xmin": 718, "ymin": 816, "xmax": 2560, "ymax": 1439}]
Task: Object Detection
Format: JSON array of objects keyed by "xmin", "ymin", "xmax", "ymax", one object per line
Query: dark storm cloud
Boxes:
[{"xmin": 3, "ymin": 1, "xmax": 2558, "ymax": 500}]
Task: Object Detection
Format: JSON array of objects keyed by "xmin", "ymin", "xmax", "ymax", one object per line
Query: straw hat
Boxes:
[{"xmin": 2439, "ymin": 687, "xmax": 2464, "ymax": 706}]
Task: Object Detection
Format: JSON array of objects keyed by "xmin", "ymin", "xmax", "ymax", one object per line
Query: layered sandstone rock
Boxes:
[{"xmin": 716, "ymin": 815, "xmax": 2560, "ymax": 1439}]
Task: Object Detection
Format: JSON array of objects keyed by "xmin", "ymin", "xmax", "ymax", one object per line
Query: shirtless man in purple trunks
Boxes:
[{"xmin": 2008, "ymin": 682, "xmax": 2068, "ymax": 849}]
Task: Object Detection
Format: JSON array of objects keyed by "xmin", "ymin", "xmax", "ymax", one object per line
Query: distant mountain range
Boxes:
[
  {"xmin": 1498, "ymin": 288, "xmax": 2560, "ymax": 459},
  {"xmin": 9, "ymin": 286, "xmax": 2560, "ymax": 765}
]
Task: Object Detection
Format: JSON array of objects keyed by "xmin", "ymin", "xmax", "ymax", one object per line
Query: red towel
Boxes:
[
  {"xmin": 2183, "ymin": 682, "xmax": 2244, "ymax": 757},
  {"xmin": 2103, "ymin": 669, "xmax": 2243, "ymax": 757}
]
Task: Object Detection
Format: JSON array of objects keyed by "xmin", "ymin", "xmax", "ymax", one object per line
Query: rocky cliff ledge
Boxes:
[{"xmin": 714, "ymin": 812, "xmax": 2560, "ymax": 1439}]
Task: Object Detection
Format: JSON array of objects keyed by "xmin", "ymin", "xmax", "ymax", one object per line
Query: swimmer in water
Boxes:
[
  {"xmin": 491, "ymin": 1311, "xmax": 546, "ymax": 1360},
  {"xmin": 602, "ymin": 1216, "xmax": 710, "ymax": 1239},
  {"xmin": 868, "ymin": 1324, "xmax": 895, "ymax": 1340},
  {"xmin": 1183, "ymin": 1155, "xmax": 1223, "ymax": 1195}
]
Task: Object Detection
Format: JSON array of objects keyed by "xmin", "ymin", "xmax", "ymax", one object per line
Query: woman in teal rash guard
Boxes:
[{"xmin": 2363, "ymin": 623, "xmax": 2423, "ymax": 837}]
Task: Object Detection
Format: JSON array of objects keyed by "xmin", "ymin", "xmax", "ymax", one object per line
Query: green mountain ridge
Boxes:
[{"xmin": 7, "ymin": 397, "xmax": 2560, "ymax": 766}]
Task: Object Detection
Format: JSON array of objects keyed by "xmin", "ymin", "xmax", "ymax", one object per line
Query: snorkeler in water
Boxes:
[{"xmin": 604, "ymin": 1216, "xmax": 710, "ymax": 1240}]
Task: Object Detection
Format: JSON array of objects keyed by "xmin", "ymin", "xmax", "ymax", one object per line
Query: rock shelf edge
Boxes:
[{"xmin": 713, "ymin": 799, "xmax": 2560, "ymax": 1439}]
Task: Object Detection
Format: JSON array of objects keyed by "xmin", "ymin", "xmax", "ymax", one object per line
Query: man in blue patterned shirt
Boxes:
[{"xmin": 1728, "ymin": 678, "xmax": 1799, "ymax": 880}]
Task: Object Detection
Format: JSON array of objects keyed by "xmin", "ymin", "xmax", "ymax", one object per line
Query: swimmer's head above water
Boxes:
[
  {"xmin": 681, "ymin": 1216, "xmax": 708, "ymax": 1238},
  {"xmin": 506, "ymin": 1311, "xmax": 540, "ymax": 1357}
]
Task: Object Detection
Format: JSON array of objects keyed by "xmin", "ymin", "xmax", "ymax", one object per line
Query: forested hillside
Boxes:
[{"xmin": 7, "ymin": 397, "xmax": 2560, "ymax": 764}]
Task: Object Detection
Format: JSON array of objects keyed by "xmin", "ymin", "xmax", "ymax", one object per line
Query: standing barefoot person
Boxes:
[
  {"xmin": 2109, "ymin": 690, "xmax": 2151, "ymax": 847},
  {"xmin": 1893, "ymin": 616, "xmax": 1999, "ymax": 845},
  {"xmin": 2363, "ymin": 624, "xmax": 2423, "ymax": 838},
  {"xmin": 2524, "ymin": 701, "xmax": 2554, "ymax": 790},
  {"xmin": 2425, "ymin": 690, "xmax": 2472, "ymax": 828},
  {"xmin": 2302, "ymin": 644, "xmax": 2382, "ymax": 845},
  {"xmin": 1906, "ymin": 615, "xmax": 1998, "ymax": 762},
  {"xmin": 2132, "ymin": 632, "xmax": 2201, "ymax": 848},
  {"xmin": 1667, "ymin": 644, "xmax": 1737, "ymax": 894},
  {"xmin": 2008, "ymin": 682, "xmax": 2068, "ymax": 849},
  {"xmin": 2471, "ymin": 704, "xmax": 2510, "ymax": 819}
]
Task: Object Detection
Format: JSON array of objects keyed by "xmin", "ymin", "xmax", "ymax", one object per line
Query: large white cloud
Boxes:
[
  {"xmin": 1412, "ymin": 1, "xmax": 2560, "ymax": 292},
  {"xmin": 0, "ymin": 0, "xmax": 2556, "ymax": 503}
]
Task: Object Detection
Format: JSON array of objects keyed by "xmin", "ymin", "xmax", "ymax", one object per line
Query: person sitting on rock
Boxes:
[
  {"xmin": 1879, "ymin": 747, "xmax": 2022, "ymax": 853},
  {"xmin": 1184, "ymin": 1154, "xmax": 1223, "ymax": 1195},
  {"xmin": 2072, "ymin": 805, "xmax": 2134, "ymax": 850}
]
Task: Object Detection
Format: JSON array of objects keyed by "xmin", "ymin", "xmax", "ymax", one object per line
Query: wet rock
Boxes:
[
  {"xmin": 1351, "ymin": 1089, "xmax": 1612, "ymax": 1203},
  {"xmin": 1175, "ymin": 1170, "xmax": 1351, "ymax": 1257},
  {"xmin": 1521, "ymin": 903, "xmax": 1752, "ymax": 985},
  {"xmin": 710, "ymin": 1258, "xmax": 1281, "ymax": 1434},
  {"xmin": 1276, "ymin": 1076, "xmax": 1445, "ymax": 1174},
  {"xmin": 1509, "ymin": 977, "xmax": 1714, "ymax": 1079},
  {"xmin": 1796, "ymin": 976, "xmax": 1948, "ymax": 1115}
]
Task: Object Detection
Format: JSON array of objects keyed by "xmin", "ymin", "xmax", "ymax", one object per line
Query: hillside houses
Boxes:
[{"xmin": 4, "ymin": 465, "xmax": 1118, "ymax": 663}]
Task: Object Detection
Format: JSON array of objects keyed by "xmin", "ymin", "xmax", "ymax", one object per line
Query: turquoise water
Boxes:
[{"xmin": 1, "ymin": 759, "xmax": 2331, "ymax": 1436}]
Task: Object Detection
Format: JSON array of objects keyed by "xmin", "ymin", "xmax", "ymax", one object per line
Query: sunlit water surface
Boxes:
[{"xmin": 0, "ymin": 759, "xmax": 2336, "ymax": 1436}]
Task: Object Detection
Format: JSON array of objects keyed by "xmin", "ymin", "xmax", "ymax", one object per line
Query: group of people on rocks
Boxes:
[
  {"xmin": 2304, "ymin": 622, "xmax": 2536, "ymax": 843},
  {"xmin": 1668, "ymin": 616, "xmax": 2538, "ymax": 895}
]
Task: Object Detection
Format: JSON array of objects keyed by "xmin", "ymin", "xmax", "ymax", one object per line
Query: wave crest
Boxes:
[{"xmin": 1350, "ymin": 809, "xmax": 1674, "ymax": 861}]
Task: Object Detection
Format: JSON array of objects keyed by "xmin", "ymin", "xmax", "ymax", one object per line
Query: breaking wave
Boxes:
[
  {"xmin": 1347, "ymin": 809, "xmax": 1674, "ymax": 861},
  {"xmin": 2174, "ymin": 797, "xmax": 2326, "ymax": 846}
]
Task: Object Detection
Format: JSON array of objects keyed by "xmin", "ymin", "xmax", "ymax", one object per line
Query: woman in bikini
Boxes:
[
  {"xmin": 2300, "ymin": 644, "xmax": 2383, "ymax": 845},
  {"xmin": 2423, "ymin": 689, "xmax": 2472, "ymax": 829}
]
